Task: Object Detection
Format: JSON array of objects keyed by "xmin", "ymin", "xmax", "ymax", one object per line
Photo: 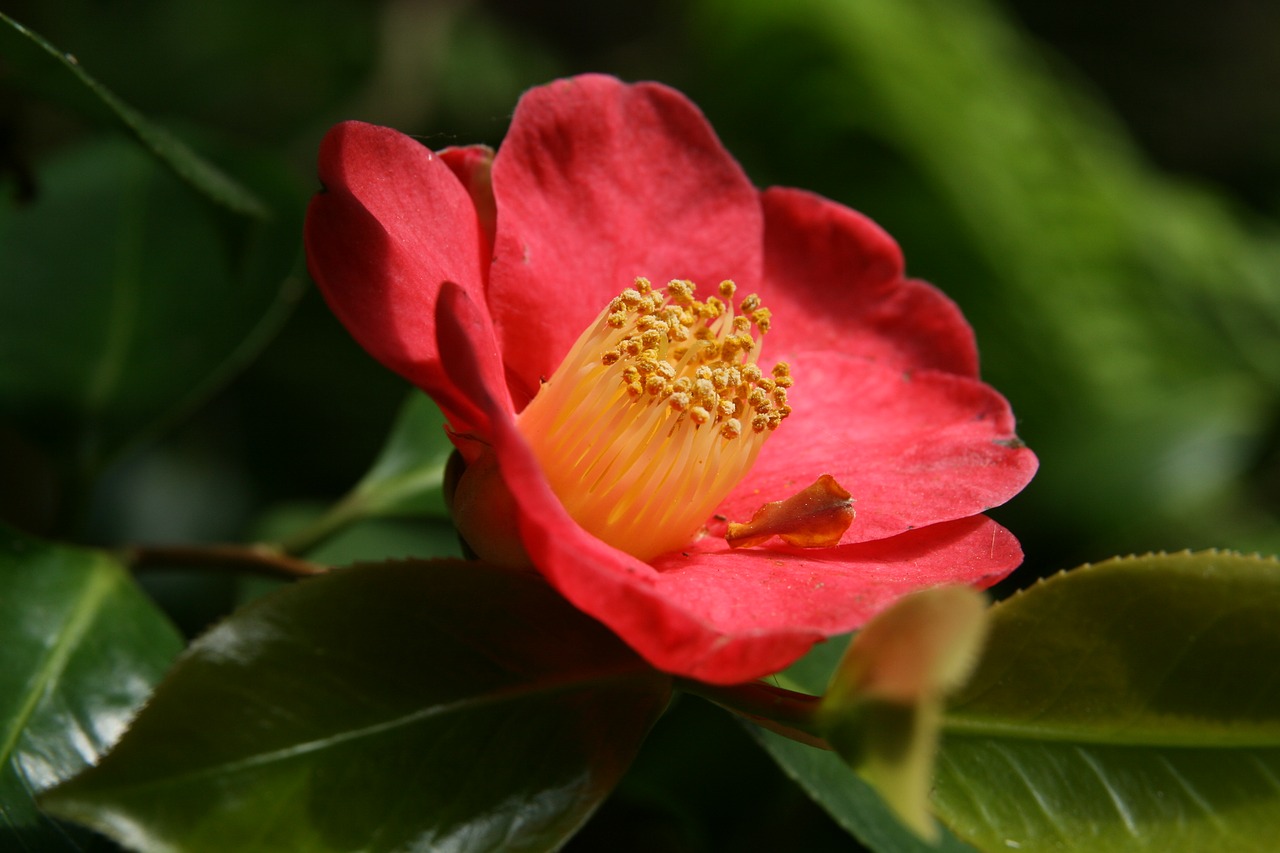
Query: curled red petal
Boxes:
[
  {"xmin": 305, "ymin": 121, "xmax": 492, "ymax": 433},
  {"xmin": 720, "ymin": 352, "xmax": 1038, "ymax": 544},
  {"xmin": 439, "ymin": 145, "xmax": 497, "ymax": 259},
  {"xmin": 760, "ymin": 187, "xmax": 979, "ymax": 377},
  {"xmin": 488, "ymin": 74, "xmax": 764, "ymax": 408}
]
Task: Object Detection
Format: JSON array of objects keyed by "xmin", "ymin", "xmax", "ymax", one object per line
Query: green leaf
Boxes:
[
  {"xmin": 44, "ymin": 560, "xmax": 673, "ymax": 852},
  {"xmin": 0, "ymin": 525, "xmax": 183, "ymax": 851},
  {"xmin": 277, "ymin": 393, "xmax": 456, "ymax": 556},
  {"xmin": 935, "ymin": 551, "xmax": 1280, "ymax": 852},
  {"xmin": 0, "ymin": 136, "xmax": 301, "ymax": 508},
  {"xmin": 0, "ymin": 11, "xmax": 267, "ymax": 218}
]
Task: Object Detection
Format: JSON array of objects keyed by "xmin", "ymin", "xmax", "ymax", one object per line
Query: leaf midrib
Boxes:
[
  {"xmin": 942, "ymin": 712, "xmax": 1280, "ymax": 749},
  {"xmin": 0, "ymin": 557, "xmax": 117, "ymax": 775},
  {"xmin": 62, "ymin": 663, "xmax": 665, "ymax": 797}
]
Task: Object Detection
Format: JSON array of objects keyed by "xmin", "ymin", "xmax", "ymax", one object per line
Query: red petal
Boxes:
[
  {"xmin": 439, "ymin": 145, "xmax": 497, "ymax": 257},
  {"xmin": 305, "ymin": 122, "xmax": 494, "ymax": 432},
  {"xmin": 647, "ymin": 514, "xmax": 1021, "ymax": 659},
  {"xmin": 720, "ymin": 352, "xmax": 1038, "ymax": 544},
  {"xmin": 487, "ymin": 75, "xmax": 764, "ymax": 407},
  {"xmin": 760, "ymin": 187, "xmax": 979, "ymax": 377}
]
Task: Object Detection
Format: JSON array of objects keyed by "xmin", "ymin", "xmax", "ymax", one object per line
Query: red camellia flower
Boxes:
[{"xmin": 304, "ymin": 74, "xmax": 1038, "ymax": 685}]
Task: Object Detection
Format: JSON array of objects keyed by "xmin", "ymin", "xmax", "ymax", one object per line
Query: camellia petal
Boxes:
[
  {"xmin": 760, "ymin": 187, "xmax": 980, "ymax": 377},
  {"xmin": 487, "ymin": 74, "xmax": 765, "ymax": 407},
  {"xmin": 718, "ymin": 351, "xmax": 1037, "ymax": 544},
  {"xmin": 305, "ymin": 121, "xmax": 499, "ymax": 434},
  {"xmin": 306, "ymin": 74, "xmax": 1039, "ymax": 684}
]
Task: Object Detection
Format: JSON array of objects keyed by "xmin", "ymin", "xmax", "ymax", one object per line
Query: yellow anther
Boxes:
[
  {"xmin": 721, "ymin": 418, "xmax": 742, "ymax": 439},
  {"xmin": 669, "ymin": 391, "xmax": 691, "ymax": 411},
  {"xmin": 719, "ymin": 280, "xmax": 737, "ymax": 297},
  {"xmin": 739, "ymin": 294, "xmax": 760, "ymax": 313},
  {"xmin": 634, "ymin": 276, "xmax": 652, "ymax": 293},
  {"xmin": 668, "ymin": 279, "xmax": 696, "ymax": 305},
  {"xmin": 607, "ymin": 311, "xmax": 627, "ymax": 328},
  {"xmin": 689, "ymin": 406, "xmax": 711, "ymax": 425}
]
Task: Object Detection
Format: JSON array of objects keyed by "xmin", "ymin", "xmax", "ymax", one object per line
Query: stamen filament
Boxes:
[{"xmin": 516, "ymin": 278, "xmax": 792, "ymax": 561}]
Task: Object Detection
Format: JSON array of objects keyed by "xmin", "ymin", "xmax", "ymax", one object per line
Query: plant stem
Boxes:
[
  {"xmin": 677, "ymin": 677, "xmax": 831, "ymax": 749},
  {"xmin": 120, "ymin": 542, "xmax": 327, "ymax": 580}
]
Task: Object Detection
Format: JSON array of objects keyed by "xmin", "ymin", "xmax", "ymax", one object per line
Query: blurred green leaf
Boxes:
[
  {"xmin": 277, "ymin": 393, "xmax": 455, "ymax": 555},
  {"xmin": 0, "ymin": 136, "xmax": 301, "ymax": 518},
  {"xmin": 44, "ymin": 560, "xmax": 672, "ymax": 852},
  {"xmin": 0, "ymin": 11, "xmax": 267, "ymax": 217},
  {"xmin": 692, "ymin": 0, "xmax": 1280, "ymax": 547},
  {"xmin": 935, "ymin": 551, "xmax": 1280, "ymax": 851},
  {"xmin": 0, "ymin": 524, "xmax": 182, "ymax": 851}
]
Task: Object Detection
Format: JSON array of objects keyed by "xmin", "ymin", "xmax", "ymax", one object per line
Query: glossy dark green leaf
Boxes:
[
  {"xmin": 0, "ymin": 136, "xmax": 301, "ymax": 500},
  {"xmin": 0, "ymin": 525, "xmax": 183, "ymax": 851},
  {"xmin": 0, "ymin": 11, "xmax": 266, "ymax": 217},
  {"xmin": 752, "ymin": 731, "xmax": 979, "ymax": 853},
  {"xmin": 277, "ymin": 393, "xmax": 455, "ymax": 555},
  {"xmin": 935, "ymin": 551, "xmax": 1280, "ymax": 852},
  {"xmin": 44, "ymin": 560, "xmax": 673, "ymax": 852}
]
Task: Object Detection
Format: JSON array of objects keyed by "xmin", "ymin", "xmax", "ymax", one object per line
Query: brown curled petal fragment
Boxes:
[{"xmin": 726, "ymin": 474, "xmax": 855, "ymax": 549}]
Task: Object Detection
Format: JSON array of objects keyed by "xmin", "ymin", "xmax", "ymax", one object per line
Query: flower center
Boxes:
[{"xmin": 516, "ymin": 277, "xmax": 792, "ymax": 561}]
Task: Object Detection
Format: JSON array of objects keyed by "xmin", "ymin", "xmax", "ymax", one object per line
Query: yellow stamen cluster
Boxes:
[{"xmin": 516, "ymin": 277, "xmax": 793, "ymax": 562}]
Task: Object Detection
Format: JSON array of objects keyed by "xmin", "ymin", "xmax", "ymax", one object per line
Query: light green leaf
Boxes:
[
  {"xmin": 44, "ymin": 560, "xmax": 672, "ymax": 852},
  {"xmin": 936, "ymin": 551, "xmax": 1280, "ymax": 852},
  {"xmin": 0, "ymin": 525, "xmax": 183, "ymax": 851},
  {"xmin": 0, "ymin": 11, "xmax": 266, "ymax": 217}
]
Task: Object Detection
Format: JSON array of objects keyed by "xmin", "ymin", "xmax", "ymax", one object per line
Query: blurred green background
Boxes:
[{"xmin": 4, "ymin": 0, "xmax": 1280, "ymax": 849}]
